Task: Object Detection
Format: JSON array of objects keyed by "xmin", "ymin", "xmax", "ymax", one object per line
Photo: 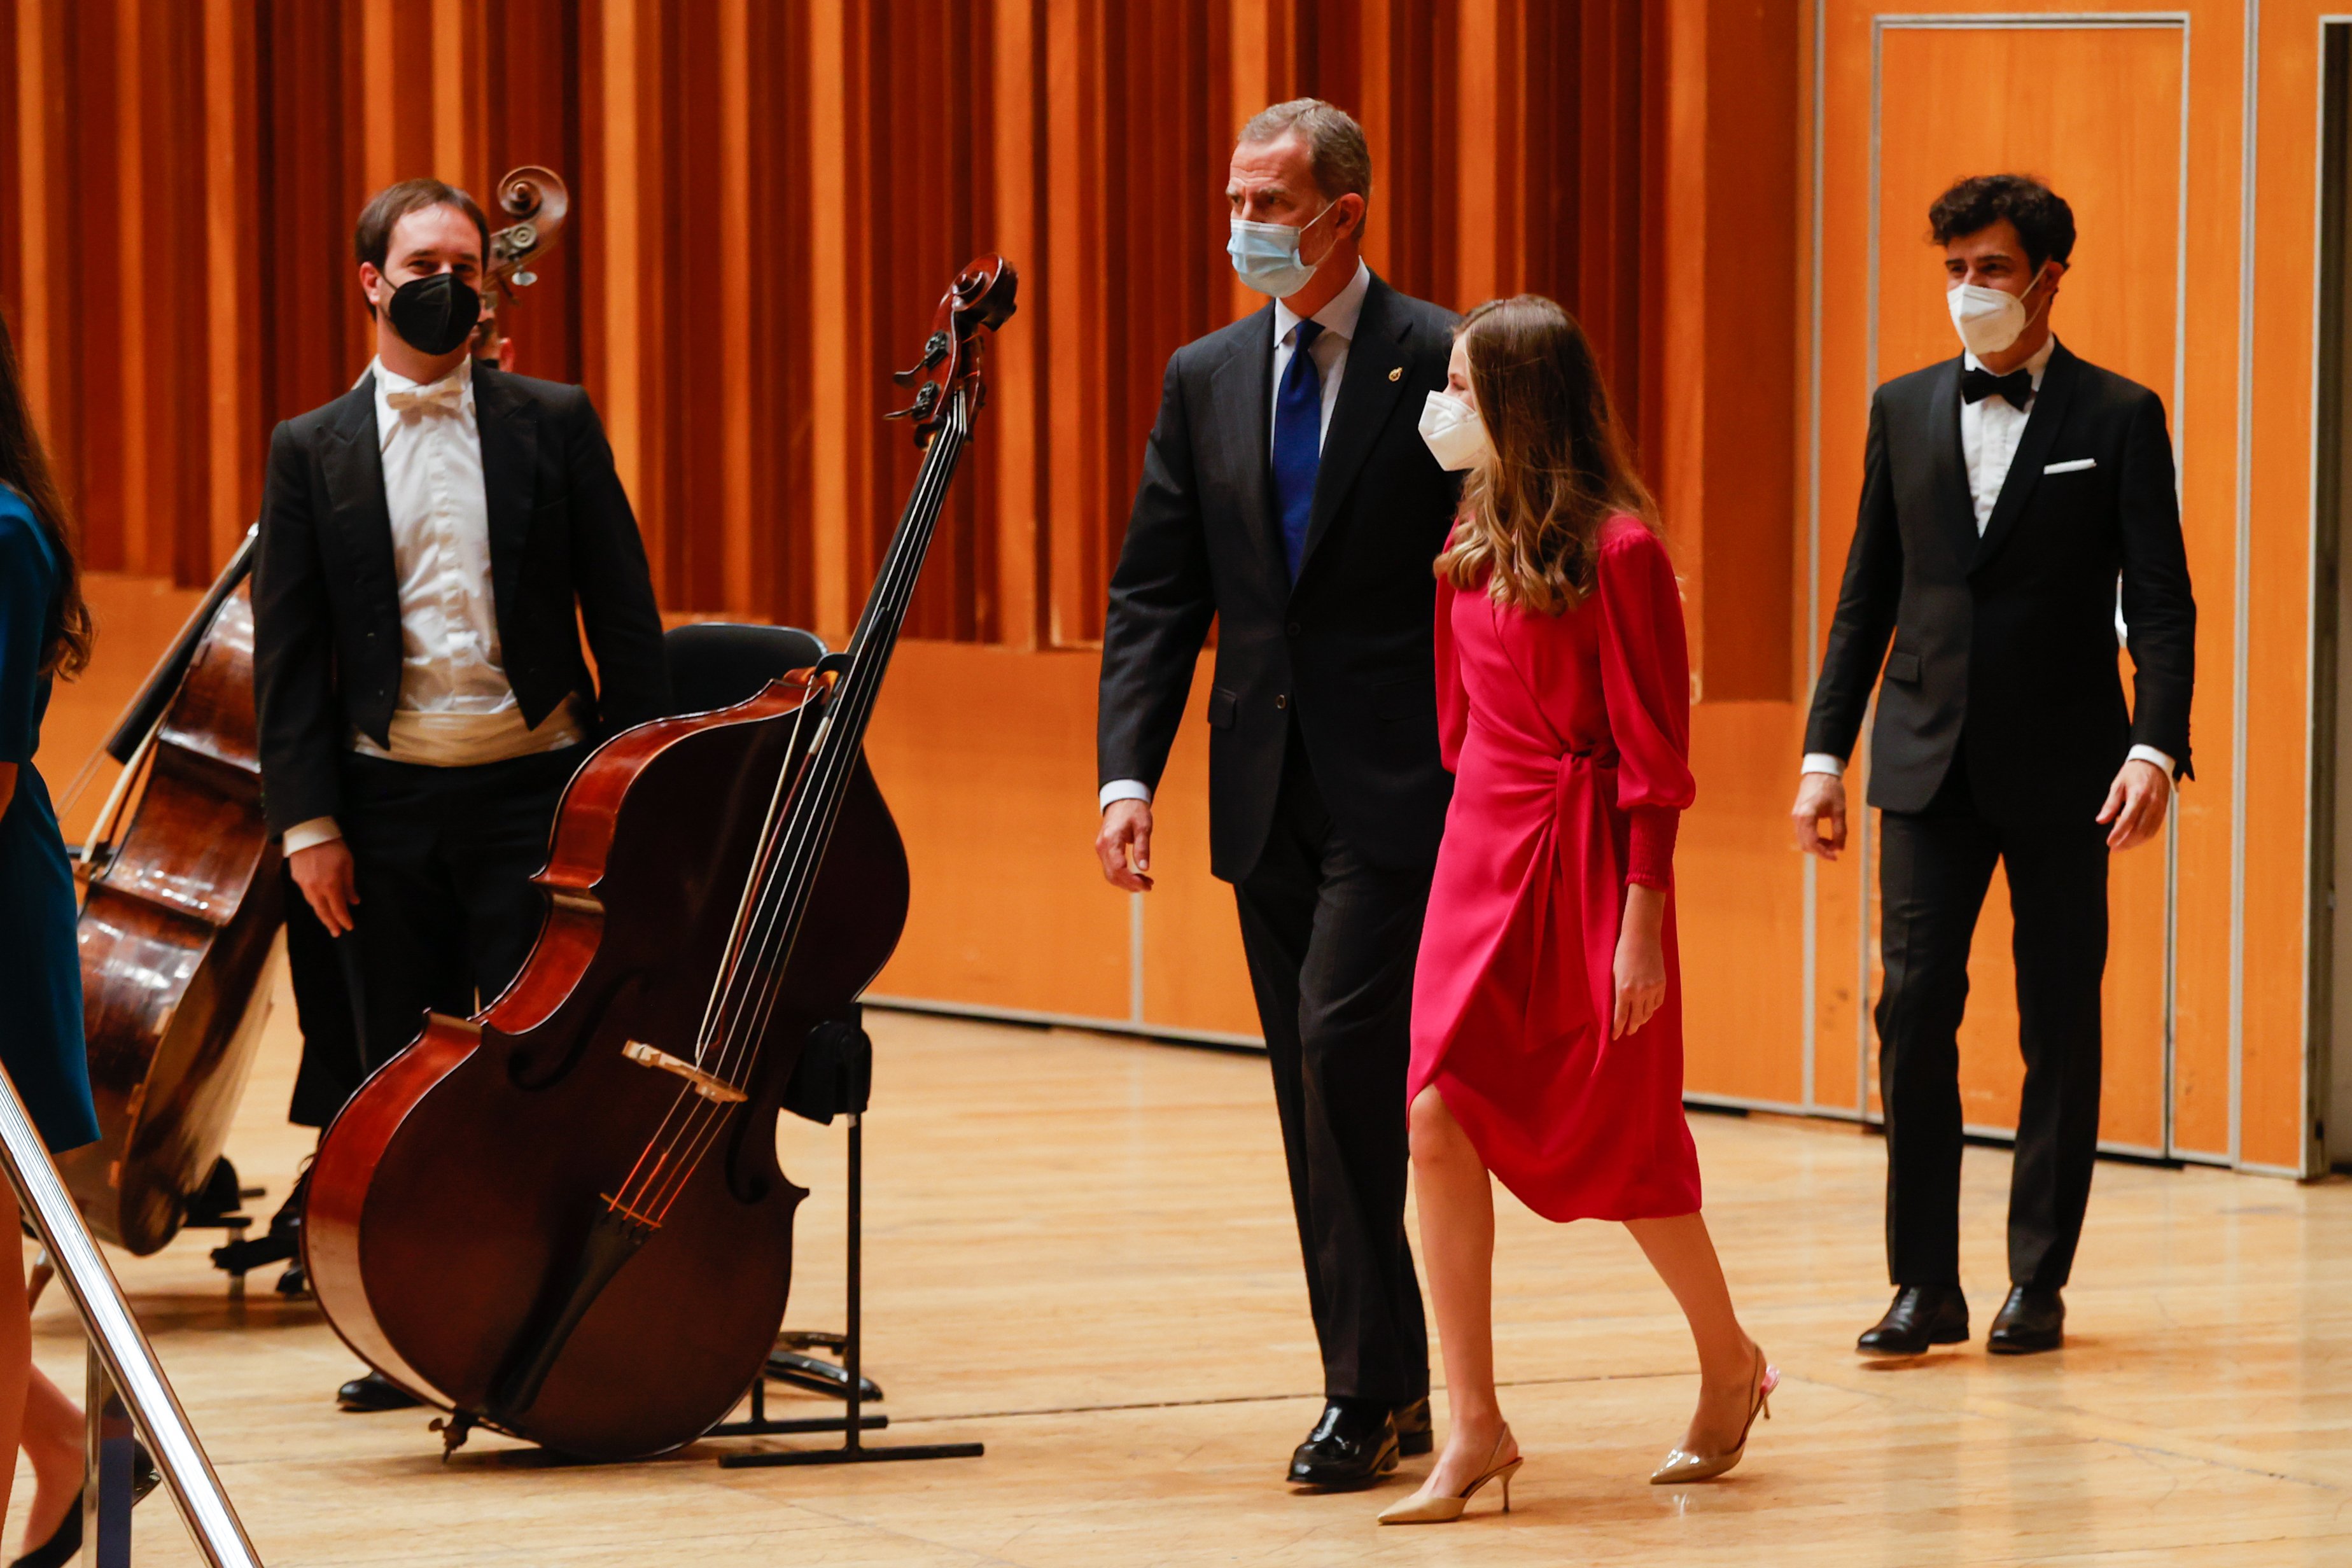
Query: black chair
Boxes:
[{"xmin": 662, "ymin": 620, "xmax": 828, "ymax": 715}]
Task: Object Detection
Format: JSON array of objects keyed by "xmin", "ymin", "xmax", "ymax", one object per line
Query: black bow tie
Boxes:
[{"xmin": 1961, "ymin": 365, "xmax": 2034, "ymax": 409}]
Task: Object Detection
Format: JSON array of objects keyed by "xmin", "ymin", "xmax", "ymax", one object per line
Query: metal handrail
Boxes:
[{"xmin": 0, "ymin": 1063, "xmax": 262, "ymax": 1566}]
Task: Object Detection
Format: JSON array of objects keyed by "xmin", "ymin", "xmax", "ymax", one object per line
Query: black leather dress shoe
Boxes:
[
  {"xmin": 337, "ymin": 1370, "xmax": 424, "ymax": 1411},
  {"xmin": 1392, "ymin": 1396, "xmax": 1433, "ymax": 1458},
  {"xmin": 1986, "ymin": 1285, "xmax": 2064, "ymax": 1354},
  {"xmin": 1287, "ymin": 1400, "xmax": 1399, "ymax": 1488},
  {"xmin": 1856, "ymin": 1284, "xmax": 1970, "ymax": 1355}
]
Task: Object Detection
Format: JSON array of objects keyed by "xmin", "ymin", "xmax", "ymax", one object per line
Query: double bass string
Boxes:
[
  {"xmin": 620, "ymin": 405, "xmax": 965, "ymax": 1228},
  {"xmin": 607, "ymin": 689, "xmax": 829, "ymax": 1217},
  {"xmin": 690, "ymin": 398, "xmax": 962, "ymax": 1077},
  {"xmin": 703, "ymin": 398, "xmax": 969, "ymax": 1090},
  {"xmin": 694, "ymin": 400, "xmax": 963, "ymax": 1095},
  {"xmin": 611, "ymin": 688, "xmax": 829, "ymax": 1213},
  {"xmin": 613, "ymin": 394, "xmax": 972, "ymax": 1226},
  {"xmin": 634, "ymin": 398, "xmax": 970, "ymax": 1221},
  {"xmin": 687, "ymin": 687, "xmax": 827, "ymax": 1068}
]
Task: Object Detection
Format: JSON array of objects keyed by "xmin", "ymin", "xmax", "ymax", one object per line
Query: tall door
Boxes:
[
  {"xmin": 1815, "ymin": 10, "xmax": 2202, "ymax": 1155},
  {"xmin": 2317, "ymin": 24, "xmax": 2352, "ymax": 1171}
]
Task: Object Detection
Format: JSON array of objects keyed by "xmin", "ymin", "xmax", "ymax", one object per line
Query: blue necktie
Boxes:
[{"xmin": 1272, "ymin": 319, "xmax": 1325, "ymax": 581}]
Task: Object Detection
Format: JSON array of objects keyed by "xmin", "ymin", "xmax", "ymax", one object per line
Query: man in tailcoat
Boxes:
[{"xmin": 253, "ymin": 178, "xmax": 670, "ymax": 1408}]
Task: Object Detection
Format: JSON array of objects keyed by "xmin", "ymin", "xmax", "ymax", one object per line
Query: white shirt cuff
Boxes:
[
  {"xmin": 1800, "ymin": 753, "xmax": 1846, "ymax": 778},
  {"xmin": 1099, "ymin": 780, "xmax": 1153, "ymax": 811},
  {"xmin": 282, "ymin": 817, "xmax": 344, "ymax": 855},
  {"xmin": 2127, "ymin": 745, "xmax": 2177, "ymax": 780}
]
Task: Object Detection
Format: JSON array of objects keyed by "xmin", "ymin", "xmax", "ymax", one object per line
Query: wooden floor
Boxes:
[{"xmin": 21, "ymin": 985, "xmax": 2352, "ymax": 1567}]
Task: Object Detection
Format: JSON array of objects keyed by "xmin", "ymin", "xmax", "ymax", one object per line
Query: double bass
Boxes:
[
  {"xmin": 64, "ymin": 538, "xmax": 281, "ymax": 1254},
  {"xmin": 304, "ymin": 255, "xmax": 1018, "ymax": 1460},
  {"xmin": 59, "ymin": 167, "xmax": 577, "ymax": 1259}
]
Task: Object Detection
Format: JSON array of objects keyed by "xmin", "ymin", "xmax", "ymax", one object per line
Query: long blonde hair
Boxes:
[{"xmin": 1433, "ymin": 295, "xmax": 1658, "ymax": 615}]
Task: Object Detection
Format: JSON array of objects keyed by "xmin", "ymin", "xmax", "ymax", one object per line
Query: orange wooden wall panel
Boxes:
[
  {"xmin": 1678, "ymin": 701, "xmax": 1808, "ymax": 1109},
  {"xmin": 2243, "ymin": 3, "xmax": 2337, "ymax": 1173},
  {"xmin": 862, "ymin": 642, "xmax": 1129, "ymax": 1019}
]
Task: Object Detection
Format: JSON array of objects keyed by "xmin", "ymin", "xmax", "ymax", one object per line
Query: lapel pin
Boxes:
[{"xmin": 1388, "ymin": 366, "xmax": 1403, "ymax": 382}]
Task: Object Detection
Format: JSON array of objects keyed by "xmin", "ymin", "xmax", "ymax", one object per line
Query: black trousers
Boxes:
[
  {"xmin": 331, "ymin": 747, "xmax": 580, "ymax": 1080},
  {"xmin": 1231, "ymin": 738, "xmax": 1431, "ymax": 1407},
  {"xmin": 1875, "ymin": 755, "xmax": 2109, "ymax": 1292}
]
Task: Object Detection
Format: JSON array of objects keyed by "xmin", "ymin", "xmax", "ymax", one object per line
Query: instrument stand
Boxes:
[
  {"xmin": 717, "ymin": 1016, "xmax": 981, "ymax": 1469},
  {"xmin": 182, "ymin": 1158, "xmax": 263, "ymax": 1302}
]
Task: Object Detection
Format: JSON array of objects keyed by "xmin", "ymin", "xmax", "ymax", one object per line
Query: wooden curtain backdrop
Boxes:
[{"xmin": 0, "ymin": 0, "xmax": 1784, "ymax": 672}]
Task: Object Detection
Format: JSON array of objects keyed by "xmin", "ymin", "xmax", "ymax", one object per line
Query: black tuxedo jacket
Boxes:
[
  {"xmin": 1098, "ymin": 274, "xmax": 1461, "ymax": 881},
  {"xmin": 252, "ymin": 363, "xmax": 671, "ymax": 837},
  {"xmin": 1804, "ymin": 342, "xmax": 2195, "ymax": 824}
]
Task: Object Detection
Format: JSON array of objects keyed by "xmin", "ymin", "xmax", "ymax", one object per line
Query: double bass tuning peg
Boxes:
[
  {"xmin": 891, "ymin": 331, "xmax": 952, "ymax": 388},
  {"xmin": 883, "ymin": 381, "xmax": 941, "ymax": 426}
]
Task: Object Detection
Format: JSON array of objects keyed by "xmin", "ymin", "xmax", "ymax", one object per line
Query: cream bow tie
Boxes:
[{"xmin": 385, "ymin": 379, "xmax": 464, "ymax": 415}]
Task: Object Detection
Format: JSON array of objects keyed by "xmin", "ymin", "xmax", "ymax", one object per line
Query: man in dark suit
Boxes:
[
  {"xmin": 1094, "ymin": 100, "xmax": 1459, "ymax": 1488},
  {"xmin": 1795, "ymin": 174, "xmax": 2195, "ymax": 1357},
  {"xmin": 253, "ymin": 179, "xmax": 669, "ymax": 1403}
]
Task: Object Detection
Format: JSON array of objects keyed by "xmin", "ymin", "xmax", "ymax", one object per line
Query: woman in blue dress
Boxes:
[{"xmin": 0, "ymin": 307, "xmax": 114, "ymax": 1567}]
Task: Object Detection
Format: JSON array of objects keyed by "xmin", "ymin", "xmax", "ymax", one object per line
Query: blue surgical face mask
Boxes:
[{"xmin": 1228, "ymin": 200, "xmax": 1339, "ymax": 298}]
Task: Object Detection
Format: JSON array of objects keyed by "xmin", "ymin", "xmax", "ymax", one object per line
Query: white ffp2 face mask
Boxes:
[
  {"xmin": 1946, "ymin": 268, "xmax": 2051, "ymax": 358},
  {"xmin": 1418, "ymin": 390, "xmax": 1492, "ymax": 472}
]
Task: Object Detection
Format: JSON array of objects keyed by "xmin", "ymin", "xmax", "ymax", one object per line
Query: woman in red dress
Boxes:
[{"xmin": 1379, "ymin": 297, "xmax": 1774, "ymax": 1527}]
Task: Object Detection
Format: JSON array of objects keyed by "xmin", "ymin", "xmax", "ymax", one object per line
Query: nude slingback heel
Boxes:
[
  {"xmin": 1376, "ymin": 1426, "xmax": 1523, "ymax": 1525},
  {"xmin": 1650, "ymin": 1348, "xmax": 1778, "ymax": 1485}
]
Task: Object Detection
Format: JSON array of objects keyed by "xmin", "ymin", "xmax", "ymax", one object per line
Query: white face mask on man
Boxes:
[
  {"xmin": 1228, "ymin": 200, "xmax": 1338, "ymax": 298},
  {"xmin": 1418, "ymin": 390, "xmax": 1492, "ymax": 472},
  {"xmin": 1946, "ymin": 266, "xmax": 2053, "ymax": 358}
]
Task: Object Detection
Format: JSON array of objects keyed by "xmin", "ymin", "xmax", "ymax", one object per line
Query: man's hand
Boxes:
[
  {"xmin": 1095, "ymin": 799, "xmax": 1155, "ymax": 892},
  {"xmin": 290, "ymin": 840, "xmax": 360, "ymax": 935},
  {"xmin": 1793, "ymin": 771, "xmax": 1848, "ymax": 860},
  {"xmin": 2097, "ymin": 758, "xmax": 2171, "ymax": 851}
]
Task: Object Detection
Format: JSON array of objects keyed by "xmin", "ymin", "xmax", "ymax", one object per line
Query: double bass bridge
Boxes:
[{"xmin": 620, "ymin": 1041, "xmax": 747, "ymax": 1104}]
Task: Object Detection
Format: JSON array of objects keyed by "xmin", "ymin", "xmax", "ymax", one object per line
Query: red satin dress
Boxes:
[{"xmin": 1408, "ymin": 515, "xmax": 1702, "ymax": 1222}]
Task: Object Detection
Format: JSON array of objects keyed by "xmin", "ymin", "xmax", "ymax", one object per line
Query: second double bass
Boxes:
[{"xmin": 304, "ymin": 256, "xmax": 1018, "ymax": 1460}]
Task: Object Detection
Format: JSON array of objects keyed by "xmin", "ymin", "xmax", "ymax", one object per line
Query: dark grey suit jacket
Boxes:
[
  {"xmin": 252, "ymin": 363, "xmax": 671, "ymax": 837},
  {"xmin": 1803, "ymin": 343, "xmax": 2195, "ymax": 824},
  {"xmin": 1097, "ymin": 274, "xmax": 1461, "ymax": 881}
]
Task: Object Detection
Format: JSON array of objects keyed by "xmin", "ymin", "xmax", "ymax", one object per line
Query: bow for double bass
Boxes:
[{"xmin": 302, "ymin": 256, "xmax": 1018, "ymax": 1461}]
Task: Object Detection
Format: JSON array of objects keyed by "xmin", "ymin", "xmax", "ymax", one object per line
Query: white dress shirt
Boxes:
[
  {"xmin": 1802, "ymin": 335, "xmax": 2173, "ymax": 783},
  {"xmin": 1959, "ymin": 335, "xmax": 2054, "ymax": 536},
  {"xmin": 282, "ymin": 359, "xmax": 586, "ymax": 853},
  {"xmin": 1100, "ymin": 265, "xmax": 1374, "ymax": 813}
]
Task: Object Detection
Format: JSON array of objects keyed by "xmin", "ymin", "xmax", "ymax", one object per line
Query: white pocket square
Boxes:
[{"xmin": 2043, "ymin": 458, "xmax": 2097, "ymax": 475}]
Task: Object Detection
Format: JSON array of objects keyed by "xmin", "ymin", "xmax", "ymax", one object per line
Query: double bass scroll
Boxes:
[{"xmin": 473, "ymin": 165, "xmax": 570, "ymax": 367}]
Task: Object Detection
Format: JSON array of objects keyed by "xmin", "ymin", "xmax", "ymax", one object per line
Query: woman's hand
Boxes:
[{"xmin": 1613, "ymin": 882, "xmax": 1667, "ymax": 1039}]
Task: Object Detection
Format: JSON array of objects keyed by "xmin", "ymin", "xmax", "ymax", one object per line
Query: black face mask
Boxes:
[{"xmin": 384, "ymin": 271, "xmax": 482, "ymax": 357}]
